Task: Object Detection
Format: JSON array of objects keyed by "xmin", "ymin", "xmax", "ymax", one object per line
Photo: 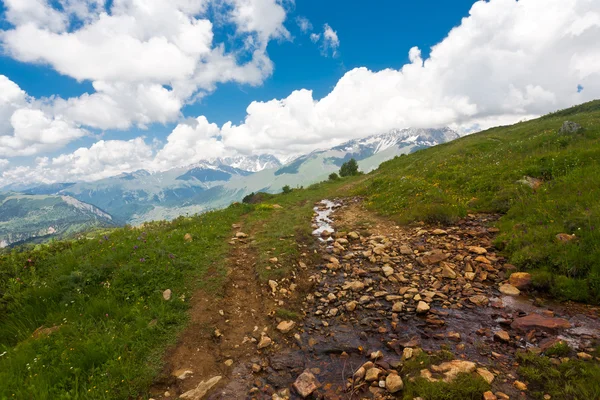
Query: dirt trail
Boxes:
[
  {"xmin": 151, "ymin": 198, "xmax": 600, "ymax": 400},
  {"xmin": 150, "ymin": 222, "xmax": 271, "ymax": 399}
]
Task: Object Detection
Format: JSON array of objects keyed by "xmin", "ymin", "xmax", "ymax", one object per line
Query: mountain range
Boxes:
[{"xmin": 0, "ymin": 127, "xmax": 459, "ymax": 246}]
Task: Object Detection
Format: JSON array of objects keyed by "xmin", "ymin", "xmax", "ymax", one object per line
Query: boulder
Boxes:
[
  {"xmin": 365, "ymin": 367, "xmax": 382, "ymax": 382},
  {"xmin": 494, "ymin": 330, "xmax": 510, "ymax": 343},
  {"xmin": 509, "ymin": 272, "xmax": 532, "ymax": 289},
  {"xmin": 385, "ymin": 373, "xmax": 404, "ymax": 393},
  {"xmin": 558, "ymin": 121, "xmax": 583, "ymax": 135},
  {"xmin": 277, "ymin": 321, "xmax": 296, "ymax": 334},
  {"xmin": 469, "ymin": 295, "xmax": 489, "ymax": 306},
  {"xmin": 257, "ymin": 335, "xmax": 272, "ymax": 349},
  {"xmin": 511, "ymin": 314, "xmax": 571, "ymax": 332},
  {"xmin": 293, "ymin": 371, "xmax": 319, "ymax": 398},
  {"xmin": 499, "ymin": 284, "xmax": 520, "ymax": 296},
  {"xmin": 416, "ymin": 301, "xmax": 430, "ymax": 314},
  {"xmin": 483, "ymin": 391, "xmax": 498, "ymax": 400},
  {"xmin": 477, "ymin": 368, "xmax": 495, "ymax": 384},
  {"xmin": 431, "ymin": 360, "xmax": 476, "ymax": 382}
]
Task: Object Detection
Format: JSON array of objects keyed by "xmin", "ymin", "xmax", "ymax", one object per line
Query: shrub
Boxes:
[
  {"xmin": 340, "ymin": 158, "xmax": 360, "ymax": 177},
  {"xmin": 282, "ymin": 185, "xmax": 292, "ymax": 194},
  {"xmin": 328, "ymin": 173, "xmax": 340, "ymax": 181}
]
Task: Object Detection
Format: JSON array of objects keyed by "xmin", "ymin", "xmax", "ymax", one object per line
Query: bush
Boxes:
[
  {"xmin": 340, "ymin": 158, "xmax": 360, "ymax": 177},
  {"xmin": 328, "ymin": 173, "xmax": 340, "ymax": 181},
  {"xmin": 282, "ymin": 185, "xmax": 292, "ymax": 194}
]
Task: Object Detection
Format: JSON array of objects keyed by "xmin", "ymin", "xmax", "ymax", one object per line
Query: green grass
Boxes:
[
  {"xmin": 517, "ymin": 350, "xmax": 600, "ymax": 399},
  {"xmin": 0, "ymin": 203, "xmax": 252, "ymax": 399},
  {"xmin": 354, "ymin": 99, "xmax": 600, "ymax": 303}
]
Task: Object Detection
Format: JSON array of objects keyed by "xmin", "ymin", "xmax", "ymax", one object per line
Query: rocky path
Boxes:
[{"xmin": 151, "ymin": 198, "xmax": 600, "ymax": 400}]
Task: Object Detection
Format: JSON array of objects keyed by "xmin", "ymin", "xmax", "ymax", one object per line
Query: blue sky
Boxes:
[{"xmin": 0, "ymin": 0, "xmax": 598, "ymax": 184}]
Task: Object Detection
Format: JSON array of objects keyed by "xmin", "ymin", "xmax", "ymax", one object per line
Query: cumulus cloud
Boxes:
[
  {"xmin": 296, "ymin": 16, "xmax": 313, "ymax": 33},
  {"xmin": 2, "ymin": 0, "xmax": 600, "ymax": 186},
  {"xmin": 322, "ymin": 24, "xmax": 340, "ymax": 57},
  {"xmin": 0, "ymin": 0, "xmax": 290, "ymax": 145}
]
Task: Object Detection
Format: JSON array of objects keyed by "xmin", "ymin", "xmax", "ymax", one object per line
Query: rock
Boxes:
[
  {"xmin": 343, "ymin": 281, "xmax": 365, "ymax": 291},
  {"xmin": 577, "ymin": 352, "xmax": 593, "ymax": 360},
  {"xmin": 31, "ymin": 325, "xmax": 60, "ymax": 339},
  {"xmin": 419, "ymin": 250, "xmax": 450, "ymax": 265},
  {"xmin": 382, "ymin": 265, "xmax": 395, "ymax": 277},
  {"xmin": 180, "ymin": 376, "xmax": 222, "ymax": 400},
  {"xmin": 293, "ymin": 370, "xmax": 319, "ymax": 398},
  {"xmin": 511, "ymin": 314, "xmax": 571, "ymax": 332},
  {"xmin": 385, "ymin": 373, "xmax": 404, "ymax": 393},
  {"xmin": 469, "ymin": 295, "xmax": 489, "ymax": 306},
  {"xmin": 235, "ymin": 232, "xmax": 248, "ymax": 238},
  {"xmin": 269, "ymin": 257, "xmax": 279, "ymax": 264},
  {"xmin": 431, "ymin": 360, "xmax": 476, "ymax": 382},
  {"xmin": 224, "ymin": 359, "xmax": 233, "ymax": 367},
  {"xmin": 514, "ymin": 380, "xmax": 527, "ymax": 391},
  {"xmin": 163, "ymin": 289, "xmax": 172, "ymax": 301},
  {"xmin": 432, "ymin": 229, "xmax": 447, "ymax": 235},
  {"xmin": 277, "ymin": 321, "xmax": 296, "ymax": 334},
  {"xmin": 509, "ymin": 272, "xmax": 532, "ymax": 289},
  {"xmin": 346, "ymin": 301, "xmax": 358, "ymax": 312},
  {"xmin": 252, "ymin": 363, "xmax": 261, "ymax": 373},
  {"xmin": 174, "ymin": 369, "xmax": 194, "ymax": 380},
  {"xmin": 558, "ymin": 121, "xmax": 583, "ymax": 135},
  {"xmin": 392, "ymin": 302, "xmax": 404, "ymax": 312},
  {"xmin": 365, "ymin": 367, "xmax": 382, "ymax": 382},
  {"xmin": 400, "ymin": 245, "xmax": 413, "ymax": 255},
  {"xmin": 556, "ymin": 233, "xmax": 576, "ymax": 243},
  {"xmin": 416, "ymin": 301, "xmax": 430, "ymax": 314},
  {"xmin": 258, "ymin": 335, "xmax": 272, "ymax": 349},
  {"xmin": 477, "ymin": 368, "xmax": 495, "ymax": 384},
  {"xmin": 272, "ymin": 204, "xmax": 283, "ymax": 209},
  {"xmin": 353, "ymin": 367, "xmax": 366, "ymax": 380},
  {"xmin": 494, "ymin": 330, "xmax": 510, "ymax": 343},
  {"xmin": 441, "ymin": 265, "xmax": 457, "ymax": 279},
  {"xmin": 465, "ymin": 272, "xmax": 476, "ymax": 281},
  {"xmin": 402, "ymin": 348, "xmax": 414, "ymax": 360},
  {"xmin": 184, "ymin": 233, "xmax": 193, "ymax": 242},
  {"xmin": 468, "ymin": 246, "xmax": 487, "ymax": 255},
  {"xmin": 348, "ymin": 231, "xmax": 360, "ymax": 240},
  {"xmin": 499, "ymin": 283, "xmax": 520, "ymax": 296},
  {"xmin": 518, "ymin": 176, "xmax": 543, "ymax": 190},
  {"xmin": 268, "ymin": 280, "xmax": 278, "ymax": 293},
  {"xmin": 483, "ymin": 391, "xmax": 498, "ymax": 400}
]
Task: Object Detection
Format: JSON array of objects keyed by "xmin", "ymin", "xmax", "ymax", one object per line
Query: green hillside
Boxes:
[{"xmin": 1, "ymin": 100, "xmax": 599, "ymax": 399}]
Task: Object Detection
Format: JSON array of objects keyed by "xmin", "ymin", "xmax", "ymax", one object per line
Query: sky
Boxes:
[{"xmin": 0, "ymin": 0, "xmax": 599, "ymax": 186}]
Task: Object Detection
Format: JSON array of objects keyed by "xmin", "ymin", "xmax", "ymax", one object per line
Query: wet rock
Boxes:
[
  {"xmin": 258, "ymin": 335, "xmax": 272, "ymax": 349},
  {"xmin": 416, "ymin": 301, "xmax": 430, "ymax": 314},
  {"xmin": 509, "ymin": 272, "xmax": 532, "ymax": 289},
  {"xmin": 514, "ymin": 380, "xmax": 528, "ymax": 391},
  {"xmin": 180, "ymin": 376, "xmax": 222, "ymax": 400},
  {"xmin": 385, "ymin": 373, "xmax": 404, "ymax": 393},
  {"xmin": 469, "ymin": 295, "xmax": 489, "ymax": 306},
  {"xmin": 365, "ymin": 367, "xmax": 382, "ymax": 382},
  {"xmin": 477, "ymin": 368, "xmax": 495, "ymax": 384},
  {"xmin": 163, "ymin": 289, "xmax": 172, "ymax": 301},
  {"xmin": 511, "ymin": 314, "xmax": 571, "ymax": 332},
  {"xmin": 494, "ymin": 330, "xmax": 510, "ymax": 343},
  {"xmin": 277, "ymin": 321, "xmax": 296, "ymax": 334},
  {"xmin": 293, "ymin": 370, "xmax": 319, "ymax": 398},
  {"xmin": 499, "ymin": 283, "xmax": 520, "ymax": 296},
  {"xmin": 483, "ymin": 391, "xmax": 498, "ymax": 400}
]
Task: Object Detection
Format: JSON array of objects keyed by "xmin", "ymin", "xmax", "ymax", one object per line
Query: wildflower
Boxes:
[
  {"xmin": 133, "ymin": 245, "xmax": 138, "ymax": 250},
  {"xmin": 0, "ymin": 351, "xmax": 7, "ymax": 357},
  {"xmin": 140, "ymin": 258, "xmax": 146, "ymax": 262}
]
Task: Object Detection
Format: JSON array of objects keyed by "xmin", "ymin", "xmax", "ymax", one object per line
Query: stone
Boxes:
[
  {"xmin": 385, "ymin": 373, "xmax": 404, "ymax": 393},
  {"xmin": 402, "ymin": 347, "xmax": 414, "ymax": 360},
  {"xmin": 556, "ymin": 233, "xmax": 576, "ymax": 243},
  {"xmin": 346, "ymin": 301, "xmax": 358, "ymax": 311},
  {"xmin": 509, "ymin": 272, "xmax": 532, "ymax": 289},
  {"xmin": 432, "ymin": 229, "xmax": 447, "ymax": 235},
  {"xmin": 184, "ymin": 233, "xmax": 193, "ymax": 242},
  {"xmin": 577, "ymin": 352, "xmax": 593, "ymax": 360},
  {"xmin": 469, "ymin": 295, "xmax": 489, "ymax": 306},
  {"xmin": 353, "ymin": 367, "xmax": 366, "ymax": 380},
  {"xmin": 392, "ymin": 302, "xmax": 404, "ymax": 312},
  {"xmin": 468, "ymin": 246, "xmax": 487, "ymax": 255},
  {"xmin": 174, "ymin": 369, "xmax": 194, "ymax": 380},
  {"xmin": 431, "ymin": 360, "xmax": 476, "ymax": 382},
  {"xmin": 293, "ymin": 370, "xmax": 319, "ymax": 398},
  {"xmin": 268, "ymin": 280, "xmax": 278, "ymax": 293},
  {"xmin": 180, "ymin": 376, "xmax": 222, "ymax": 400},
  {"xmin": 269, "ymin": 257, "xmax": 279, "ymax": 264},
  {"xmin": 163, "ymin": 289, "xmax": 172, "ymax": 301},
  {"xmin": 419, "ymin": 250, "xmax": 450, "ymax": 265},
  {"xmin": 499, "ymin": 283, "xmax": 520, "ymax": 296},
  {"xmin": 257, "ymin": 335, "xmax": 272, "ymax": 349},
  {"xmin": 558, "ymin": 121, "xmax": 583, "ymax": 135},
  {"xmin": 514, "ymin": 380, "xmax": 528, "ymax": 391},
  {"xmin": 416, "ymin": 301, "xmax": 430, "ymax": 314},
  {"xmin": 343, "ymin": 281, "xmax": 366, "ymax": 291},
  {"xmin": 465, "ymin": 272, "xmax": 476, "ymax": 281},
  {"xmin": 400, "ymin": 245, "xmax": 413, "ymax": 255},
  {"xmin": 441, "ymin": 265, "xmax": 457, "ymax": 279},
  {"xmin": 382, "ymin": 265, "xmax": 395, "ymax": 277},
  {"xmin": 224, "ymin": 359, "xmax": 233, "ymax": 367},
  {"xmin": 483, "ymin": 391, "xmax": 498, "ymax": 400},
  {"xmin": 277, "ymin": 321, "xmax": 296, "ymax": 334},
  {"xmin": 477, "ymin": 368, "xmax": 495, "ymax": 384},
  {"xmin": 511, "ymin": 314, "xmax": 571, "ymax": 332},
  {"xmin": 235, "ymin": 232, "xmax": 248, "ymax": 238},
  {"xmin": 365, "ymin": 367, "xmax": 382, "ymax": 382},
  {"xmin": 252, "ymin": 363, "xmax": 261, "ymax": 373},
  {"xmin": 348, "ymin": 231, "xmax": 360, "ymax": 240},
  {"xmin": 494, "ymin": 330, "xmax": 510, "ymax": 343}
]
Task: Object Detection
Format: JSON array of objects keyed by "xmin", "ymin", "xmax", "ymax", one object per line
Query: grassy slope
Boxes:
[
  {"xmin": 1, "ymin": 100, "xmax": 600, "ymax": 398},
  {"xmin": 356, "ymin": 100, "xmax": 600, "ymax": 303}
]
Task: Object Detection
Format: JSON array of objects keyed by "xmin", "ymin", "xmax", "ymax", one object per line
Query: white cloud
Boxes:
[
  {"xmin": 0, "ymin": 159, "xmax": 8, "ymax": 170},
  {"xmin": 296, "ymin": 16, "xmax": 313, "ymax": 33},
  {"xmin": 0, "ymin": 0, "xmax": 290, "ymax": 143},
  {"xmin": 309, "ymin": 33, "xmax": 320, "ymax": 43},
  {"xmin": 322, "ymin": 23, "xmax": 340, "ymax": 57}
]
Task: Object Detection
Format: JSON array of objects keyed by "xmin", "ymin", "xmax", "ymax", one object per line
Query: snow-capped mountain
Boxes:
[{"xmin": 215, "ymin": 154, "xmax": 282, "ymax": 172}]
